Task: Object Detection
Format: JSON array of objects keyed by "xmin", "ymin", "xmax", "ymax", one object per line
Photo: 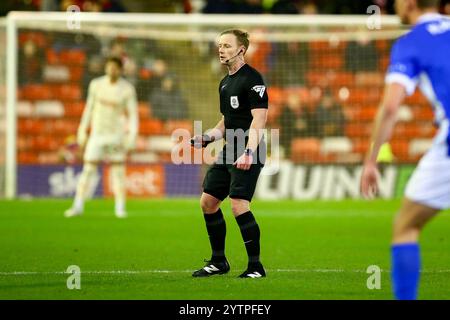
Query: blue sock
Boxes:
[{"xmin": 391, "ymin": 243, "xmax": 420, "ymax": 300}]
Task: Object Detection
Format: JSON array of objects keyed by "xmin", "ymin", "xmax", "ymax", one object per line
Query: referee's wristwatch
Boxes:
[{"xmin": 244, "ymin": 148, "xmax": 253, "ymax": 157}]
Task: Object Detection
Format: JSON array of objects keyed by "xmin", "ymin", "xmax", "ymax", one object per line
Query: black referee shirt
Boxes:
[{"xmin": 218, "ymin": 64, "xmax": 269, "ymax": 164}]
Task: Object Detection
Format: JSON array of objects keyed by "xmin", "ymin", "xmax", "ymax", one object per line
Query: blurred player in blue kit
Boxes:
[{"xmin": 361, "ymin": 0, "xmax": 450, "ymax": 299}]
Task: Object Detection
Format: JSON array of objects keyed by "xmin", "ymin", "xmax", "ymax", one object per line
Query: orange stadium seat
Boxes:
[
  {"xmin": 164, "ymin": 120, "xmax": 193, "ymax": 135},
  {"xmin": 379, "ymin": 56, "xmax": 390, "ymax": 72},
  {"xmin": 344, "ymin": 87, "xmax": 381, "ymax": 104},
  {"xmin": 267, "ymin": 87, "xmax": 285, "ymax": 105},
  {"xmin": 46, "ymin": 49, "xmax": 59, "ymax": 64},
  {"xmin": 17, "ymin": 136, "xmax": 33, "ymax": 151},
  {"xmin": 412, "ymin": 106, "xmax": 434, "ymax": 121},
  {"xmin": 140, "ymin": 119, "xmax": 164, "ymax": 135},
  {"xmin": 138, "ymin": 103, "xmax": 151, "ymax": 119},
  {"xmin": 311, "ymin": 55, "xmax": 344, "ymax": 70},
  {"xmin": 351, "ymin": 106, "xmax": 378, "ymax": 121},
  {"xmin": 390, "ymin": 139, "xmax": 411, "ymax": 162},
  {"xmin": 51, "ymin": 119, "xmax": 78, "ymax": 135},
  {"xmin": 18, "ymin": 152, "xmax": 39, "ymax": 164},
  {"xmin": 19, "ymin": 84, "xmax": 53, "ymax": 100},
  {"xmin": 405, "ymin": 91, "xmax": 428, "ymax": 105},
  {"xmin": 375, "ymin": 39, "xmax": 390, "ymax": 52},
  {"xmin": 351, "ymin": 139, "xmax": 369, "ymax": 155},
  {"xmin": 59, "ymin": 50, "xmax": 86, "ymax": 66},
  {"xmin": 33, "ymin": 135, "xmax": 63, "ymax": 152},
  {"xmin": 19, "ymin": 32, "xmax": 48, "ymax": 47},
  {"xmin": 345, "ymin": 123, "xmax": 371, "ymax": 138},
  {"xmin": 54, "ymin": 84, "xmax": 82, "ymax": 101},
  {"xmin": 18, "ymin": 119, "xmax": 45, "ymax": 135},
  {"xmin": 64, "ymin": 102, "xmax": 85, "ymax": 118},
  {"xmin": 69, "ymin": 66, "xmax": 84, "ymax": 82},
  {"xmin": 290, "ymin": 137, "xmax": 321, "ymax": 163}
]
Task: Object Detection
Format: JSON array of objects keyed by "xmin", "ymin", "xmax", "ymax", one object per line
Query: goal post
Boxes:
[{"xmin": 5, "ymin": 11, "xmax": 426, "ymax": 200}]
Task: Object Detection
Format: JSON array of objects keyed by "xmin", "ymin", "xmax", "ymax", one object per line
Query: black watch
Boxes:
[{"xmin": 244, "ymin": 148, "xmax": 253, "ymax": 156}]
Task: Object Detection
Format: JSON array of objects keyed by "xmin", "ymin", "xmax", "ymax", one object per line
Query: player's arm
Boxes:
[
  {"xmin": 191, "ymin": 116, "xmax": 225, "ymax": 148},
  {"xmin": 77, "ymin": 81, "xmax": 96, "ymax": 148},
  {"xmin": 360, "ymin": 83, "xmax": 407, "ymax": 197},
  {"xmin": 125, "ymin": 86, "xmax": 139, "ymax": 151},
  {"xmin": 361, "ymin": 37, "xmax": 419, "ymax": 198}
]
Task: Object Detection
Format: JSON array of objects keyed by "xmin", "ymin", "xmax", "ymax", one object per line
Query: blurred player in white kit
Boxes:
[{"xmin": 65, "ymin": 56, "xmax": 138, "ymax": 218}]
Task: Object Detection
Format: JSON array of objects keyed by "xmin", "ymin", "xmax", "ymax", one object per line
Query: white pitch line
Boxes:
[{"xmin": 1, "ymin": 269, "xmax": 450, "ymax": 276}]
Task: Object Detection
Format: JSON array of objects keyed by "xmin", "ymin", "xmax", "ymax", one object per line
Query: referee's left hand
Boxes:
[{"xmin": 234, "ymin": 153, "xmax": 253, "ymax": 170}]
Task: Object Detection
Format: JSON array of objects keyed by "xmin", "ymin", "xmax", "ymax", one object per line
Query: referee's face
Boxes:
[{"xmin": 218, "ymin": 34, "xmax": 242, "ymax": 65}]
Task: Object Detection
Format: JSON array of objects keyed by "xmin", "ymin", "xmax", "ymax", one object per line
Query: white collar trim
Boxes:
[{"xmin": 417, "ymin": 13, "xmax": 442, "ymax": 24}]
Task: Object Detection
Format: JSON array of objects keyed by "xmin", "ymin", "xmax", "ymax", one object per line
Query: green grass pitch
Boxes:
[{"xmin": 0, "ymin": 199, "xmax": 449, "ymax": 300}]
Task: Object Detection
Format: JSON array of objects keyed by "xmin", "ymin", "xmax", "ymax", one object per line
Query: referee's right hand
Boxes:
[{"xmin": 190, "ymin": 134, "xmax": 214, "ymax": 149}]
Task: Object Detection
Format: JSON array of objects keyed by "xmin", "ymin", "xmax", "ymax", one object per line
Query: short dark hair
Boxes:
[
  {"xmin": 106, "ymin": 56, "xmax": 123, "ymax": 69},
  {"xmin": 417, "ymin": 0, "xmax": 440, "ymax": 8},
  {"xmin": 220, "ymin": 29, "xmax": 250, "ymax": 54}
]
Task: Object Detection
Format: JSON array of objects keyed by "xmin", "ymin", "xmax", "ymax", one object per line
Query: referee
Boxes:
[{"xmin": 191, "ymin": 29, "xmax": 269, "ymax": 278}]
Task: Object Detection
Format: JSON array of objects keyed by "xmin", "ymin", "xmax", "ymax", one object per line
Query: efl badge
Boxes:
[{"xmin": 230, "ymin": 96, "xmax": 239, "ymax": 109}]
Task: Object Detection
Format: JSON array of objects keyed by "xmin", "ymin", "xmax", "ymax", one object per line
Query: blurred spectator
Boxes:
[
  {"xmin": 270, "ymin": 0, "xmax": 300, "ymax": 14},
  {"xmin": 57, "ymin": 0, "xmax": 126, "ymax": 12},
  {"xmin": 148, "ymin": 59, "xmax": 169, "ymax": 93},
  {"xmin": 443, "ymin": 0, "xmax": 450, "ymax": 14},
  {"xmin": 235, "ymin": 0, "xmax": 264, "ymax": 14},
  {"xmin": 99, "ymin": 0, "xmax": 126, "ymax": 12},
  {"xmin": 269, "ymin": 42, "xmax": 309, "ymax": 86},
  {"xmin": 314, "ymin": 90, "xmax": 346, "ymax": 137},
  {"xmin": 41, "ymin": 0, "xmax": 59, "ymax": 11},
  {"xmin": 344, "ymin": 33, "xmax": 378, "ymax": 72},
  {"xmin": 149, "ymin": 76, "xmax": 188, "ymax": 121},
  {"xmin": 301, "ymin": 0, "xmax": 318, "ymax": 14},
  {"xmin": 279, "ymin": 93, "xmax": 316, "ymax": 157},
  {"xmin": 19, "ymin": 39, "xmax": 43, "ymax": 85},
  {"xmin": 202, "ymin": 0, "xmax": 235, "ymax": 13},
  {"xmin": 314, "ymin": 0, "xmax": 374, "ymax": 14}
]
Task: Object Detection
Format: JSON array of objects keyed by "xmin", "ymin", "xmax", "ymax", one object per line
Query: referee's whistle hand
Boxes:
[
  {"xmin": 190, "ymin": 135, "xmax": 204, "ymax": 149},
  {"xmin": 233, "ymin": 154, "xmax": 253, "ymax": 170}
]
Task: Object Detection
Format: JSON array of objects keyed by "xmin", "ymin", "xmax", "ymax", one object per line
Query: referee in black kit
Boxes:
[{"xmin": 191, "ymin": 29, "xmax": 269, "ymax": 278}]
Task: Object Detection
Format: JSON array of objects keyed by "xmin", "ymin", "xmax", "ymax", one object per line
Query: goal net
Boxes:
[{"xmin": 5, "ymin": 12, "xmax": 432, "ymax": 200}]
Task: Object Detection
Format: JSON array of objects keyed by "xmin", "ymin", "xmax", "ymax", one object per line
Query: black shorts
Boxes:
[{"xmin": 202, "ymin": 162, "xmax": 262, "ymax": 202}]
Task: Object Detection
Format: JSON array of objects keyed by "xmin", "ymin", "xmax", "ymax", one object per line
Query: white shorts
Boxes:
[
  {"xmin": 84, "ymin": 135, "xmax": 126, "ymax": 163},
  {"xmin": 405, "ymin": 125, "xmax": 450, "ymax": 210}
]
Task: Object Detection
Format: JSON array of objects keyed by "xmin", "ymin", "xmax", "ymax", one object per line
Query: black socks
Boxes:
[
  {"xmin": 235, "ymin": 211, "xmax": 261, "ymax": 265},
  {"xmin": 203, "ymin": 209, "xmax": 226, "ymax": 262}
]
